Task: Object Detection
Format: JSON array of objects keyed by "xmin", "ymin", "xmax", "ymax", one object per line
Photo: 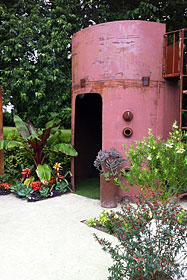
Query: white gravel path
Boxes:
[
  {"xmin": 0, "ymin": 193, "xmax": 117, "ymax": 280},
  {"xmin": 0, "ymin": 193, "xmax": 186, "ymax": 280}
]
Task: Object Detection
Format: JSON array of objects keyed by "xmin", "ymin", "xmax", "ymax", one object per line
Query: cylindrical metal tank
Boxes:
[{"xmin": 71, "ymin": 20, "xmax": 179, "ymax": 206}]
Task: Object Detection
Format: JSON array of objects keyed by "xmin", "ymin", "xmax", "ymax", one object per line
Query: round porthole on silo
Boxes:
[
  {"xmin": 123, "ymin": 127, "xmax": 133, "ymax": 137},
  {"xmin": 123, "ymin": 111, "xmax": 133, "ymax": 121}
]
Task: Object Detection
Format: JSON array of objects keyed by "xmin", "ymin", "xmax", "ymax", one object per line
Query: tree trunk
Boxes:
[{"xmin": 0, "ymin": 88, "xmax": 4, "ymax": 175}]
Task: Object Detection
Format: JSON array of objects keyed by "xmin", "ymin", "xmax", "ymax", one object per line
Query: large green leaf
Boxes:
[
  {"xmin": 45, "ymin": 118, "xmax": 60, "ymax": 129},
  {"xmin": 36, "ymin": 164, "xmax": 51, "ymax": 182},
  {"xmin": 0, "ymin": 140, "xmax": 25, "ymax": 149},
  {"xmin": 14, "ymin": 115, "xmax": 30, "ymax": 139},
  {"xmin": 27, "ymin": 120, "xmax": 39, "ymax": 138},
  {"xmin": 53, "ymin": 143, "xmax": 78, "ymax": 157}
]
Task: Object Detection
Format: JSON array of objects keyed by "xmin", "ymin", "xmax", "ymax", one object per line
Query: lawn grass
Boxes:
[
  {"xmin": 75, "ymin": 177, "xmax": 100, "ymax": 200},
  {"xmin": 3, "ymin": 126, "xmax": 71, "ymax": 142},
  {"xmin": 3, "ymin": 126, "xmax": 16, "ymax": 139}
]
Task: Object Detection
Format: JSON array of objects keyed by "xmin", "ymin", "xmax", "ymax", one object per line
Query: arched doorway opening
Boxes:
[{"xmin": 74, "ymin": 93, "xmax": 102, "ymax": 195}]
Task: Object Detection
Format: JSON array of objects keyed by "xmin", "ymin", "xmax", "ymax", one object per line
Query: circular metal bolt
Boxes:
[
  {"xmin": 123, "ymin": 111, "xmax": 133, "ymax": 121},
  {"xmin": 123, "ymin": 127, "xmax": 133, "ymax": 137}
]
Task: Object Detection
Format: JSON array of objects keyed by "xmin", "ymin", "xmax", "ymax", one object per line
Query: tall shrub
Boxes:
[{"xmin": 115, "ymin": 122, "xmax": 187, "ymax": 200}]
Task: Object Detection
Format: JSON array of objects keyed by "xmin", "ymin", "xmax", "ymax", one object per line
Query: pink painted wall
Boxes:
[{"xmin": 71, "ymin": 20, "xmax": 180, "ymax": 204}]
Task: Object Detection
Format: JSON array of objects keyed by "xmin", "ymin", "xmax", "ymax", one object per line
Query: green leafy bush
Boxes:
[
  {"xmin": 4, "ymin": 130, "xmax": 33, "ymax": 178},
  {"xmin": 10, "ymin": 181, "xmax": 34, "ymax": 199},
  {"xmin": 3, "ymin": 128, "xmax": 71, "ymax": 178},
  {"xmin": 86, "ymin": 210, "xmax": 115, "ymax": 234},
  {"xmin": 87, "ymin": 217, "xmax": 97, "ymax": 227},
  {"xmin": 0, "ymin": 115, "xmax": 77, "ymax": 169},
  {"xmin": 95, "ymin": 192, "xmax": 187, "ymax": 280},
  {"xmin": 115, "ymin": 122, "xmax": 187, "ymax": 199}
]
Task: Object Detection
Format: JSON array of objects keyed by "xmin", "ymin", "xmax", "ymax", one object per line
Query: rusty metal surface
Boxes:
[
  {"xmin": 72, "ymin": 79, "xmax": 166, "ymax": 93},
  {"xmin": 0, "ymin": 88, "xmax": 4, "ymax": 175},
  {"xmin": 163, "ymin": 28, "xmax": 187, "ymax": 130},
  {"xmin": 71, "ymin": 21, "xmax": 180, "ymax": 206},
  {"xmin": 123, "ymin": 111, "xmax": 133, "ymax": 121}
]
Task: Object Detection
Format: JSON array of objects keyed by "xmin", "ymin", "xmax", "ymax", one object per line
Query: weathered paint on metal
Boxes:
[
  {"xmin": 0, "ymin": 88, "xmax": 4, "ymax": 175},
  {"xmin": 71, "ymin": 21, "xmax": 180, "ymax": 206}
]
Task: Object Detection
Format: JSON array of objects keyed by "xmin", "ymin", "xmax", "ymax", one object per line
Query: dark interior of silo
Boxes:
[{"xmin": 74, "ymin": 93, "xmax": 102, "ymax": 193}]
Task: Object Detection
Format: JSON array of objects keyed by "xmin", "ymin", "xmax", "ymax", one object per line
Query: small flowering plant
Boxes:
[
  {"xmin": 86, "ymin": 210, "xmax": 117, "ymax": 234},
  {"xmin": 94, "ymin": 191, "xmax": 187, "ymax": 280},
  {"xmin": 10, "ymin": 163, "xmax": 71, "ymax": 201},
  {"xmin": 115, "ymin": 122, "xmax": 187, "ymax": 200},
  {"xmin": 0, "ymin": 182, "xmax": 11, "ymax": 195}
]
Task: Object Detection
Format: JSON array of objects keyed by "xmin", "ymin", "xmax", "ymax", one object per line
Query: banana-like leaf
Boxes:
[
  {"xmin": 45, "ymin": 118, "xmax": 60, "ymax": 129},
  {"xmin": 27, "ymin": 120, "xmax": 39, "ymax": 138},
  {"xmin": 0, "ymin": 140, "xmax": 25, "ymax": 149},
  {"xmin": 36, "ymin": 164, "xmax": 51, "ymax": 183},
  {"xmin": 53, "ymin": 143, "xmax": 78, "ymax": 156},
  {"xmin": 14, "ymin": 115, "xmax": 30, "ymax": 139}
]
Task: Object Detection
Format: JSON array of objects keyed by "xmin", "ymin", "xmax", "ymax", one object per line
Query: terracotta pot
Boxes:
[{"xmin": 100, "ymin": 175, "xmax": 118, "ymax": 208}]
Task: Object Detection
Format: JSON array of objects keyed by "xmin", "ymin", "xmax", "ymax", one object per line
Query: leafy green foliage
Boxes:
[
  {"xmin": 3, "ymin": 112, "xmax": 14, "ymax": 126},
  {"xmin": 94, "ymin": 148, "xmax": 124, "ymax": 181},
  {"xmin": 39, "ymin": 186, "xmax": 49, "ymax": 198},
  {"xmin": 115, "ymin": 122, "xmax": 187, "ymax": 199},
  {"xmin": 87, "ymin": 217, "xmax": 97, "ymax": 227},
  {"xmin": 36, "ymin": 164, "xmax": 51, "ymax": 183},
  {"xmin": 86, "ymin": 210, "xmax": 115, "ymax": 234},
  {"xmin": 95, "ymin": 192, "xmax": 187, "ymax": 280},
  {"xmin": 10, "ymin": 181, "xmax": 33, "ymax": 199},
  {"xmin": 0, "ymin": 115, "xmax": 77, "ymax": 168},
  {"xmin": 0, "ymin": 0, "xmax": 77, "ymax": 126},
  {"xmin": 1, "ymin": 1, "xmax": 186, "ymax": 126},
  {"xmin": 3, "ymin": 128, "xmax": 71, "ymax": 177}
]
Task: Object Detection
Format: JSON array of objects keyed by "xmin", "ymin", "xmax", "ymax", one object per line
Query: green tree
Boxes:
[
  {"xmin": 1, "ymin": 0, "xmax": 186, "ymax": 127},
  {"xmin": 0, "ymin": 0, "xmax": 82, "ymax": 127}
]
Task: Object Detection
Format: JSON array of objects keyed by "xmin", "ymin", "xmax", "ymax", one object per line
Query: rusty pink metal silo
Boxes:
[{"xmin": 71, "ymin": 20, "xmax": 180, "ymax": 207}]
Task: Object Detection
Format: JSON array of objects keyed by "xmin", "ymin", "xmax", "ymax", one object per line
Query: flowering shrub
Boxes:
[
  {"xmin": 31, "ymin": 181, "xmax": 42, "ymax": 191},
  {"xmin": 0, "ymin": 182, "xmax": 11, "ymax": 195},
  {"xmin": 115, "ymin": 122, "xmax": 187, "ymax": 200},
  {"xmin": 0, "ymin": 182, "xmax": 10, "ymax": 190},
  {"xmin": 8, "ymin": 163, "xmax": 71, "ymax": 201},
  {"xmin": 0, "ymin": 174, "xmax": 11, "ymax": 195},
  {"xmin": 94, "ymin": 192, "xmax": 187, "ymax": 280}
]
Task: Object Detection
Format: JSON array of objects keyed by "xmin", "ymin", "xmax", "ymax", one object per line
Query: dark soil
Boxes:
[
  {"xmin": 27, "ymin": 189, "xmax": 69, "ymax": 202},
  {"xmin": 81, "ymin": 220, "xmax": 113, "ymax": 235},
  {"xmin": 0, "ymin": 188, "xmax": 11, "ymax": 195}
]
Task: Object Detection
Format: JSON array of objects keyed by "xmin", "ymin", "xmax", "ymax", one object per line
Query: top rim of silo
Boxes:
[{"xmin": 72, "ymin": 20, "xmax": 166, "ymax": 38}]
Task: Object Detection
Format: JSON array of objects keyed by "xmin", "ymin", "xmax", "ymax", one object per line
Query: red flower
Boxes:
[
  {"xmin": 0, "ymin": 182, "xmax": 10, "ymax": 189},
  {"xmin": 58, "ymin": 175, "xmax": 64, "ymax": 180},
  {"xmin": 22, "ymin": 168, "xmax": 31, "ymax": 178},
  {"xmin": 31, "ymin": 181, "xmax": 42, "ymax": 191}
]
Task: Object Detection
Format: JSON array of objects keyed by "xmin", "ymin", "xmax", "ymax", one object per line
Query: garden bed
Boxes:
[{"xmin": 27, "ymin": 188, "xmax": 70, "ymax": 202}]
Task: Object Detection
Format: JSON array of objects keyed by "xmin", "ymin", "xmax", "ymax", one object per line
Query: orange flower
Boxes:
[
  {"xmin": 53, "ymin": 163, "xmax": 62, "ymax": 171},
  {"xmin": 22, "ymin": 168, "xmax": 31, "ymax": 178},
  {"xmin": 0, "ymin": 182, "xmax": 10, "ymax": 189}
]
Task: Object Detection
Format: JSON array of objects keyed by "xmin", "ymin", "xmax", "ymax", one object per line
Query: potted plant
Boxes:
[{"xmin": 94, "ymin": 148, "xmax": 124, "ymax": 208}]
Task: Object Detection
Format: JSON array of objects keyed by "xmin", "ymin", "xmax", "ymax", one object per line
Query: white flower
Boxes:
[
  {"xmin": 172, "ymin": 122, "xmax": 178, "ymax": 129},
  {"xmin": 147, "ymin": 155, "xmax": 152, "ymax": 161},
  {"xmin": 176, "ymin": 149, "xmax": 185, "ymax": 154},
  {"xmin": 165, "ymin": 143, "xmax": 173, "ymax": 148}
]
